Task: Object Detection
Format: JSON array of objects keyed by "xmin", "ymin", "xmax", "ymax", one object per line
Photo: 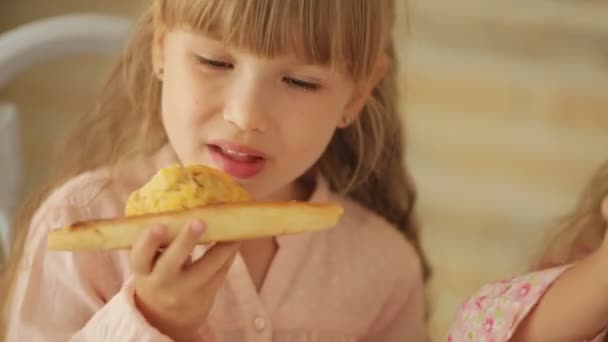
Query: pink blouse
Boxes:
[{"xmin": 7, "ymin": 147, "xmax": 426, "ymax": 341}]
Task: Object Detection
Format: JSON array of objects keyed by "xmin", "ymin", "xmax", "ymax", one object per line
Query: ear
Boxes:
[
  {"xmin": 340, "ymin": 54, "xmax": 390, "ymax": 127},
  {"xmin": 151, "ymin": 2, "xmax": 167, "ymax": 79},
  {"xmin": 601, "ymin": 196, "xmax": 608, "ymax": 221}
]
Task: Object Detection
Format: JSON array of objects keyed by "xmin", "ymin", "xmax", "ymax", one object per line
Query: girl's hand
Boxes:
[{"xmin": 130, "ymin": 221, "xmax": 239, "ymax": 341}]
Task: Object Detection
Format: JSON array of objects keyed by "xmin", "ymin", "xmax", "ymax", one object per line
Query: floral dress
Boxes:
[{"xmin": 447, "ymin": 265, "xmax": 605, "ymax": 342}]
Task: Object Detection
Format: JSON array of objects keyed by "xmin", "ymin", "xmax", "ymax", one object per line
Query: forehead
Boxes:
[{"xmin": 158, "ymin": 0, "xmax": 387, "ymax": 80}]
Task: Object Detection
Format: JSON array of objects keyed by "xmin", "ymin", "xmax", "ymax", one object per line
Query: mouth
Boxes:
[
  {"xmin": 206, "ymin": 141, "xmax": 267, "ymax": 179},
  {"xmin": 208, "ymin": 144, "xmax": 265, "ymax": 162}
]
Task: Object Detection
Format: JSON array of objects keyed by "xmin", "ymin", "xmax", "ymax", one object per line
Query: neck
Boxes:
[{"xmin": 261, "ymin": 175, "xmax": 315, "ymax": 202}]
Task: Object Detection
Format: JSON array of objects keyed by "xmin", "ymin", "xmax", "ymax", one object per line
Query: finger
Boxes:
[
  {"xmin": 203, "ymin": 253, "xmax": 235, "ymax": 293},
  {"xmin": 183, "ymin": 254, "xmax": 194, "ymax": 268},
  {"xmin": 130, "ymin": 225, "xmax": 168, "ymax": 276},
  {"xmin": 151, "ymin": 247, "xmax": 167, "ymax": 267},
  {"xmin": 193, "ymin": 260, "xmax": 233, "ymax": 317},
  {"xmin": 164, "ymin": 249, "xmax": 194, "ymax": 268},
  {"xmin": 185, "ymin": 242, "xmax": 239, "ymax": 283},
  {"xmin": 190, "ymin": 250, "xmax": 235, "ymax": 299},
  {"xmin": 154, "ymin": 221, "xmax": 205, "ymax": 277}
]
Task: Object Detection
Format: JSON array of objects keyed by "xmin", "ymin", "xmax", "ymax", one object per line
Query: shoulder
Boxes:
[
  {"xmin": 44, "ymin": 169, "xmax": 113, "ymax": 207},
  {"xmin": 31, "ymin": 168, "xmax": 131, "ymax": 233},
  {"xmin": 20, "ymin": 168, "xmax": 132, "ymax": 270}
]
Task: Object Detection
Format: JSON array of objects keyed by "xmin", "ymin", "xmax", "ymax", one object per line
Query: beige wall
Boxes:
[
  {"xmin": 402, "ymin": 1, "xmax": 608, "ymax": 339},
  {"xmin": 2, "ymin": 1, "xmax": 608, "ymax": 340}
]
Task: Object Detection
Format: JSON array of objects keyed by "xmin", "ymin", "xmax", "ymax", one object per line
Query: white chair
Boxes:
[
  {"xmin": 0, "ymin": 14, "xmax": 131, "ymax": 254},
  {"xmin": 0, "ymin": 103, "xmax": 20, "ymax": 254}
]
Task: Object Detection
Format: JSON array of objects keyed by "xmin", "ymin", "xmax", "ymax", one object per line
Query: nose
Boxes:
[{"xmin": 223, "ymin": 73, "xmax": 269, "ymax": 133}]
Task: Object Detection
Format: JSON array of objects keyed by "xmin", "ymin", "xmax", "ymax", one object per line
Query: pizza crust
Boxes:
[{"xmin": 47, "ymin": 202, "xmax": 343, "ymax": 250}]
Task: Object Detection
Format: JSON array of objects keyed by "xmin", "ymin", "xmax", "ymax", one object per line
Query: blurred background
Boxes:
[{"xmin": 1, "ymin": 0, "xmax": 608, "ymax": 340}]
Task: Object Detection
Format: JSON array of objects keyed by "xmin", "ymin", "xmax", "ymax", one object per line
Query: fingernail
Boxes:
[
  {"xmin": 190, "ymin": 221, "xmax": 205, "ymax": 235},
  {"xmin": 151, "ymin": 225, "xmax": 166, "ymax": 236}
]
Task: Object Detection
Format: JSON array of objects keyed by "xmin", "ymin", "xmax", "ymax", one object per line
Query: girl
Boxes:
[
  {"xmin": 0, "ymin": 0, "xmax": 430, "ymax": 341},
  {"xmin": 448, "ymin": 161, "xmax": 608, "ymax": 341}
]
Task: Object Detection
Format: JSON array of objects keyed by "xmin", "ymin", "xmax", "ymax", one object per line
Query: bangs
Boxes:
[{"xmin": 158, "ymin": 0, "xmax": 391, "ymax": 80}]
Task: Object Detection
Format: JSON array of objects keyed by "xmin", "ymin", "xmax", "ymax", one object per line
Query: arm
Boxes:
[
  {"xmin": 447, "ymin": 266, "xmax": 569, "ymax": 342},
  {"xmin": 448, "ymin": 260, "xmax": 608, "ymax": 342},
  {"xmin": 6, "ymin": 205, "xmax": 215, "ymax": 342},
  {"xmin": 511, "ymin": 250, "xmax": 608, "ymax": 342}
]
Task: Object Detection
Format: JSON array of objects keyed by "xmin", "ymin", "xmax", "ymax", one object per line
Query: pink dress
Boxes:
[
  {"xmin": 448, "ymin": 263, "xmax": 605, "ymax": 341},
  {"xmin": 7, "ymin": 146, "xmax": 426, "ymax": 341}
]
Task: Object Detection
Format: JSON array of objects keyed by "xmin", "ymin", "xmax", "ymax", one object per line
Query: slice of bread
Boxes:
[{"xmin": 47, "ymin": 165, "xmax": 342, "ymax": 250}]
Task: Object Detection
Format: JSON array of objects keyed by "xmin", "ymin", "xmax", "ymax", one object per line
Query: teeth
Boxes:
[{"xmin": 220, "ymin": 147, "xmax": 255, "ymax": 160}]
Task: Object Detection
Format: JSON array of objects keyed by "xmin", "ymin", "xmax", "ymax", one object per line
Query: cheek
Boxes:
[
  {"xmin": 160, "ymin": 77, "xmax": 206, "ymax": 159},
  {"xmin": 281, "ymin": 101, "xmax": 342, "ymax": 156},
  {"xmin": 161, "ymin": 71, "xmax": 213, "ymax": 131},
  {"xmin": 161, "ymin": 81, "xmax": 189, "ymax": 136}
]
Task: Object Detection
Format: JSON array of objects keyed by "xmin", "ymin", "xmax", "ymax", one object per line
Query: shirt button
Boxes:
[{"xmin": 253, "ymin": 317, "xmax": 266, "ymax": 331}]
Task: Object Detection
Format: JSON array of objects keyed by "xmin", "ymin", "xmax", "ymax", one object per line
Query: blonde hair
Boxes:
[
  {"xmin": 539, "ymin": 161, "xmax": 608, "ymax": 268},
  {"xmin": 0, "ymin": 0, "xmax": 429, "ymax": 336}
]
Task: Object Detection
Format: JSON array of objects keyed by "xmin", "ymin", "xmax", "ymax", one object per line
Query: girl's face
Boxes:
[{"xmin": 154, "ymin": 29, "xmax": 376, "ymax": 201}]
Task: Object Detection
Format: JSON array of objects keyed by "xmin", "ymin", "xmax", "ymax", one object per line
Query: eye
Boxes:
[
  {"xmin": 283, "ymin": 77, "xmax": 321, "ymax": 91},
  {"xmin": 196, "ymin": 56, "xmax": 233, "ymax": 69}
]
